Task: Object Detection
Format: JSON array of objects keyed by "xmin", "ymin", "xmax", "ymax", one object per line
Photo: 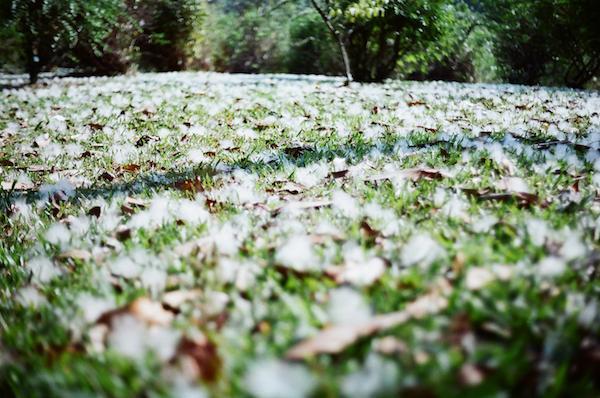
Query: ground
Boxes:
[{"xmin": 1, "ymin": 72, "xmax": 599, "ymax": 397}]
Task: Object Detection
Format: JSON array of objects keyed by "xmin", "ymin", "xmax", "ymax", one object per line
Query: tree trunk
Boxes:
[
  {"xmin": 25, "ymin": 42, "xmax": 40, "ymax": 84},
  {"xmin": 309, "ymin": 0, "xmax": 353, "ymax": 85}
]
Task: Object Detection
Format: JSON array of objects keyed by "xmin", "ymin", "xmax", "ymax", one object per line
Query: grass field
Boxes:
[{"xmin": 1, "ymin": 72, "xmax": 599, "ymax": 397}]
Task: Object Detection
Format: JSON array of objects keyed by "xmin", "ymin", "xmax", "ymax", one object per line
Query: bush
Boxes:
[
  {"xmin": 287, "ymin": 11, "xmax": 343, "ymax": 76},
  {"xmin": 191, "ymin": 3, "xmax": 290, "ymax": 74},
  {"xmin": 135, "ymin": 0, "xmax": 205, "ymax": 72},
  {"xmin": 402, "ymin": 3, "xmax": 499, "ymax": 83},
  {"xmin": 483, "ymin": 0, "xmax": 600, "ymax": 88},
  {"xmin": 1, "ymin": 0, "xmax": 134, "ymax": 82}
]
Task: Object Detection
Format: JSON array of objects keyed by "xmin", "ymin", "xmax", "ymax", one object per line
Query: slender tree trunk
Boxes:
[
  {"xmin": 23, "ymin": 0, "xmax": 42, "ymax": 84},
  {"xmin": 309, "ymin": 0, "xmax": 353, "ymax": 85},
  {"xmin": 25, "ymin": 39, "xmax": 40, "ymax": 84}
]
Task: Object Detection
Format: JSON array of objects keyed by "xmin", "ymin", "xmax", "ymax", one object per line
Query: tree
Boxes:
[
  {"xmin": 1, "ymin": 0, "xmax": 129, "ymax": 84},
  {"xmin": 481, "ymin": 0, "xmax": 600, "ymax": 88},
  {"xmin": 309, "ymin": 0, "xmax": 450, "ymax": 83}
]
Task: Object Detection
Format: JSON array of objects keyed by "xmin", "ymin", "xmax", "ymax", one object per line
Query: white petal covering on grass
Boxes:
[
  {"xmin": 244, "ymin": 358, "xmax": 316, "ymax": 398},
  {"xmin": 2, "ymin": 71, "xmax": 600, "ymax": 396},
  {"xmin": 327, "ymin": 288, "xmax": 372, "ymax": 325},
  {"xmin": 275, "ymin": 235, "xmax": 318, "ymax": 272},
  {"xmin": 401, "ymin": 234, "xmax": 444, "ymax": 269},
  {"xmin": 27, "ymin": 256, "xmax": 62, "ymax": 283}
]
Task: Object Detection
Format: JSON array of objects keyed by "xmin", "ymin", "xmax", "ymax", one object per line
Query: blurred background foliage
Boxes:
[{"xmin": 0, "ymin": 0, "xmax": 598, "ymax": 88}]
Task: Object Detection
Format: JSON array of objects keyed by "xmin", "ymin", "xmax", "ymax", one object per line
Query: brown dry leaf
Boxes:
[
  {"xmin": 88, "ymin": 206, "xmax": 102, "ymax": 218},
  {"xmin": 97, "ymin": 297, "xmax": 174, "ymax": 326},
  {"xmin": 175, "ymin": 335, "xmax": 221, "ymax": 383},
  {"xmin": 87, "ymin": 122, "xmax": 104, "ymax": 131},
  {"xmin": 115, "ymin": 226, "xmax": 131, "ymax": 241},
  {"xmin": 173, "ymin": 176, "xmax": 204, "ymax": 193},
  {"xmin": 100, "ymin": 171, "xmax": 115, "ymax": 182},
  {"xmin": 135, "ymin": 135, "xmax": 158, "ymax": 147},
  {"xmin": 479, "ymin": 192, "xmax": 541, "ymax": 208},
  {"xmin": 27, "ymin": 164, "xmax": 52, "ymax": 172},
  {"xmin": 57, "ymin": 249, "xmax": 92, "ymax": 262},
  {"xmin": 272, "ymin": 181, "xmax": 304, "ymax": 195},
  {"xmin": 366, "ymin": 168, "xmax": 446, "ymax": 183},
  {"xmin": 121, "ymin": 163, "xmax": 141, "ymax": 173},
  {"xmin": 121, "ymin": 196, "xmax": 146, "ymax": 215},
  {"xmin": 329, "ymin": 169, "xmax": 349, "ymax": 179},
  {"xmin": 286, "ymin": 292, "xmax": 448, "ymax": 360},
  {"xmin": 284, "ymin": 145, "xmax": 311, "ymax": 158},
  {"xmin": 1, "ymin": 180, "xmax": 35, "ymax": 191},
  {"xmin": 129, "ymin": 297, "xmax": 174, "ymax": 325},
  {"xmin": 360, "ymin": 219, "xmax": 381, "ymax": 240},
  {"xmin": 407, "ymin": 99, "xmax": 427, "ymax": 107}
]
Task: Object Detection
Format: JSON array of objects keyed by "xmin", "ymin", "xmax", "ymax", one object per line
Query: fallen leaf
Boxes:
[
  {"xmin": 57, "ymin": 249, "xmax": 92, "ymax": 262},
  {"xmin": 175, "ymin": 335, "xmax": 221, "ymax": 383},
  {"xmin": 1, "ymin": 180, "xmax": 35, "ymax": 191},
  {"xmin": 278, "ymin": 199, "xmax": 333, "ymax": 213},
  {"xmin": 88, "ymin": 206, "xmax": 102, "ymax": 218},
  {"xmin": 162, "ymin": 289, "xmax": 202, "ymax": 310},
  {"xmin": 97, "ymin": 297, "xmax": 174, "ymax": 326},
  {"xmin": 87, "ymin": 122, "xmax": 104, "ymax": 131},
  {"xmin": 135, "ymin": 135, "xmax": 158, "ymax": 147},
  {"xmin": 286, "ymin": 291, "xmax": 448, "ymax": 359},
  {"xmin": 115, "ymin": 226, "xmax": 131, "ymax": 241},
  {"xmin": 121, "ymin": 196, "xmax": 146, "ymax": 215},
  {"xmin": 173, "ymin": 176, "xmax": 204, "ymax": 193},
  {"xmin": 271, "ymin": 181, "xmax": 304, "ymax": 195},
  {"xmin": 100, "ymin": 171, "xmax": 115, "ymax": 182},
  {"xmin": 407, "ymin": 100, "xmax": 427, "ymax": 107},
  {"xmin": 329, "ymin": 169, "xmax": 349, "ymax": 179},
  {"xmin": 284, "ymin": 145, "xmax": 311, "ymax": 157},
  {"xmin": 366, "ymin": 168, "xmax": 446, "ymax": 183},
  {"xmin": 121, "ymin": 163, "xmax": 140, "ymax": 173},
  {"xmin": 360, "ymin": 219, "xmax": 381, "ymax": 240}
]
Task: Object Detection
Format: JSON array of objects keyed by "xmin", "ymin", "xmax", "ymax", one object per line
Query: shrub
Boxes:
[
  {"xmin": 287, "ymin": 11, "xmax": 343, "ymax": 76},
  {"xmin": 483, "ymin": 0, "xmax": 600, "ymax": 88},
  {"xmin": 135, "ymin": 0, "xmax": 205, "ymax": 72}
]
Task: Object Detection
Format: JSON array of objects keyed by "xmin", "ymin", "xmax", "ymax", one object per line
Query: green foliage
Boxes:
[
  {"xmin": 0, "ymin": 0, "xmax": 204, "ymax": 81},
  {"xmin": 401, "ymin": 3, "xmax": 499, "ymax": 83},
  {"xmin": 482, "ymin": 0, "xmax": 600, "ymax": 88},
  {"xmin": 136, "ymin": 0, "xmax": 206, "ymax": 71},
  {"xmin": 313, "ymin": 0, "xmax": 452, "ymax": 82},
  {"xmin": 1, "ymin": 0, "xmax": 133, "ymax": 82},
  {"xmin": 191, "ymin": 2, "xmax": 291, "ymax": 73},
  {"xmin": 287, "ymin": 11, "xmax": 343, "ymax": 76}
]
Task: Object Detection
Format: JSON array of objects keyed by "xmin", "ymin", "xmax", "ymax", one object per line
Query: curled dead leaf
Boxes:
[
  {"xmin": 366, "ymin": 168, "xmax": 446, "ymax": 183},
  {"xmin": 175, "ymin": 335, "xmax": 221, "ymax": 383},
  {"xmin": 121, "ymin": 196, "xmax": 146, "ymax": 215},
  {"xmin": 88, "ymin": 206, "xmax": 102, "ymax": 218},
  {"xmin": 286, "ymin": 292, "xmax": 448, "ymax": 359},
  {"xmin": 1, "ymin": 180, "xmax": 35, "ymax": 191},
  {"xmin": 57, "ymin": 249, "xmax": 92, "ymax": 262},
  {"xmin": 330, "ymin": 169, "xmax": 349, "ymax": 179},
  {"xmin": 121, "ymin": 163, "xmax": 140, "ymax": 173},
  {"xmin": 96, "ymin": 297, "xmax": 174, "ymax": 326},
  {"xmin": 162, "ymin": 289, "xmax": 202, "ymax": 310},
  {"xmin": 100, "ymin": 171, "xmax": 115, "ymax": 182},
  {"xmin": 173, "ymin": 176, "xmax": 204, "ymax": 193}
]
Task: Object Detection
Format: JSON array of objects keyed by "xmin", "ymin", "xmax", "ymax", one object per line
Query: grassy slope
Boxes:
[{"xmin": 0, "ymin": 72, "xmax": 599, "ymax": 397}]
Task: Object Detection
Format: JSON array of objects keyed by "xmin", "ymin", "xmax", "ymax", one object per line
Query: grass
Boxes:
[{"xmin": 0, "ymin": 72, "xmax": 599, "ymax": 397}]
